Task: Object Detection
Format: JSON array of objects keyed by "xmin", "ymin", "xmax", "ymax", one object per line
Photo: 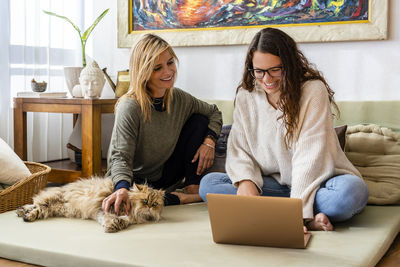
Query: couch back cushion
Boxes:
[
  {"xmin": 204, "ymin": 100, "xmax": 400, "ymax": 133},
  {"xmin": 336, "ymin": 101, "xmax": 400, "ymax": 132}
]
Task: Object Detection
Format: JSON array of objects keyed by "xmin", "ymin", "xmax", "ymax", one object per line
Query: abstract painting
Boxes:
[
  {"xmin": 132, "ymin": 0, "xmax": 369, "ymax": 31},
  {"xmin": 117, "ymin": 0, "xmax": 388, "ymax": 47}
]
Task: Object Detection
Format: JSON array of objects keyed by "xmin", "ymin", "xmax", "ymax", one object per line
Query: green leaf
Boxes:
[
  {"xmin": 43, "ymin": 10, "xmax": 81, "ymax": 35},
  {"xmin": 82, "ymin": 9, "xmax": 109, "ymax": 42}
]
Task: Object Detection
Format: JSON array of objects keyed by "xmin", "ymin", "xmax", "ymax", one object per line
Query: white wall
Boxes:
[{"xmin": 90, "ymin": 0, "xmax": 400, "ymax": 102}]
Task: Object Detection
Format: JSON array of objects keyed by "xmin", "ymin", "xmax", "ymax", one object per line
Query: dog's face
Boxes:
[{"xmin": 129, "ymin": 184, "xmax": 165, "ymax": 223}]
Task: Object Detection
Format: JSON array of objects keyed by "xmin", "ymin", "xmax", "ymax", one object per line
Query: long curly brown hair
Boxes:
[{"xmin": 237, "ymin": 27, "xmax": 338, "ymax": 147}]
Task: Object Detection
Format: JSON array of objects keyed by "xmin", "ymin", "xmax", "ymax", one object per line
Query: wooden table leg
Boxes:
[
  {"xmin": 73, "ymin": 114, "xmax": 79, "ymax": 127},
  {"xmin": 81, "ymin": 104, "xmax": 102, "ymax": 177},
  {"xmin": 13, "ymin": 99, "xmax": 27, "ymax": 160}
]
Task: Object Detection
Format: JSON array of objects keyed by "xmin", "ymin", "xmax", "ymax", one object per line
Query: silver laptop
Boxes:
[{"xmin": 206, "ymin": 194, "xmax": 311, "ymax": 249}]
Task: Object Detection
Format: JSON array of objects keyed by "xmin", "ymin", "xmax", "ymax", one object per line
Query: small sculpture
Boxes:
[
  {"xmin": 72, "ymin": 84, "xmax": 83, "ymax": 98},
  {"xmin": 79, "ymin": 61, "xmax": 105, "ymax": 99},
  {"xmin": 31, "ymin": 79, "xmax": 47, "ymax": 92}
]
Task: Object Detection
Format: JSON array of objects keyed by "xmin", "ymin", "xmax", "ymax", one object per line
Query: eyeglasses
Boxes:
[{"xmin": 248, "ymin": 66, "xmax": 282, "ymax": 79}]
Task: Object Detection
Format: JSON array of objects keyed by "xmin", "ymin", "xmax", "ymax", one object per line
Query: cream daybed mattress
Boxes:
[{"xmin": 0, "ymin": 203, "xmax": 399, "ymax": 267}]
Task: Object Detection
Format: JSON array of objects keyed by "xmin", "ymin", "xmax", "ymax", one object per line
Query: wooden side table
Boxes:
[{"xmin": 13, "ymin": 97, "xmax": 117, "ymax": 183}]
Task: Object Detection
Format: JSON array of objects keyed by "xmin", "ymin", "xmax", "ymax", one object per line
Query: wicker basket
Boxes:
[{"xmin": 0, "ymin": 161, "xmax": 51, "ymax": 213}]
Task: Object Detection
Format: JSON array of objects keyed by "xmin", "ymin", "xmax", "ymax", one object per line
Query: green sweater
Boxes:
[{"xmin": 106, "ymin": 88, "xmax": 223, "ymax": 186}]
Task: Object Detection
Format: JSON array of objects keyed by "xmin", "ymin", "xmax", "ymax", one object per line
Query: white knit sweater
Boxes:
[{"xmin": 226, "ymin": 80, "xmax": 361, "ymax": 219}]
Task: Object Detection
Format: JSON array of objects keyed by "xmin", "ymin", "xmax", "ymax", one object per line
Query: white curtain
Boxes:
[
  {"xmin": 0, "ymin": 0, "xmax": 85, "ymax": 162},
  {"xmin": 0, "ymin": 0, "xmax": 11, "ymax": 144}
]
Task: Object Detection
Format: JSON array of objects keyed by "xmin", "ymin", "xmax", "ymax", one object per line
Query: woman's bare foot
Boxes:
[
  {"xmin": 306, "ymin": 213, "xmax": 334, "ymax": 231},
  {"xmin": 183, "ymin": 184, "xmax": 199, "ymax": 194},
  {"xmin": 171, "ymin": 192, "xmax": 202, "ymax": 204}
]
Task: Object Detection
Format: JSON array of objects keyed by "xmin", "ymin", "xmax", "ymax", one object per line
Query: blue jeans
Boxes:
[{"xmin": 199, "ymin": 173, "xmax": 369, "ymax": 222}]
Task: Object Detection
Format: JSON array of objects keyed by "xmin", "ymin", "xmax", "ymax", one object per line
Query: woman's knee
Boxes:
[
  {"xmin": 317, "ymin": 175, "xmax": 369, "ymax": 222},
  {"xmin": 199, "ymin": 174, "xmax": 212, "ymax": 201},
  {"xmin": 336, "ymin": 175, "xmax": 369, "ymax": 208},
  {"xmin": 199, "ymin": 172, "xmax": 232, "ymax": 201},
  {"xmin": 199, "ymin": 172, "xmax": 220, "ymax": 200},
  {"xmin": 179, "ymin": 114, "xmax": 209, "ymax": 148},
  {"xmin": 186, "ymin": 114, "xmax": 209, "ymax": 130}
]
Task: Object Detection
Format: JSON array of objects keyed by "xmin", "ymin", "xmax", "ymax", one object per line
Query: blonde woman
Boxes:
[
  {"xmin": 103, "ymin": 34, "xmax": 222, "ymax": 214},
  {"xmin": 199, "ymin": 28, "xmax": 368, "ymax": 231}
]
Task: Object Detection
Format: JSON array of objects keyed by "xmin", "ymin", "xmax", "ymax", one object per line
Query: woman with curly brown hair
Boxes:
[{"xmin": 199, "ymin": 28, "xmax": 368, "ymax": 231}]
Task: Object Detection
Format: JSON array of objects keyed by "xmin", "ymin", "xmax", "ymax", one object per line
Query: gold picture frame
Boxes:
[{"xmin": 117, "ymin": 0, "xmax": 388, "ymax": 48}]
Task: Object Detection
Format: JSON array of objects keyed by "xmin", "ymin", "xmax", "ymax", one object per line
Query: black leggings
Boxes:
[{"xmin": 150, "ymin": 114, "xmax": 209, "ymax": 205}]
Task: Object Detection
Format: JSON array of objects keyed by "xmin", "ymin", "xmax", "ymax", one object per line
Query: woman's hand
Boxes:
[
  {"xmin": 102, "ymin": 188, "xmax": 130, "ymax": 215},
  {"xmin": 192, "ymin": 137, "xmax": 215, "ymax": 175},
  {"xmin": 237, "ymin": 180, "xmax": 259, "ymax": 196}
]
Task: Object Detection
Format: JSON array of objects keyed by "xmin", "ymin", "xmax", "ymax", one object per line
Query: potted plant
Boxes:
[
  {"xmin": 43, "ymin": 8, "xmax": 109, "ymax": 67},
  {"xmin": 43, "ymin": 8, "xmax": 109, "ymax": 94}
]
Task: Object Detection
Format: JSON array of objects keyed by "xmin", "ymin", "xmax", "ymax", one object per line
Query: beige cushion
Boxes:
[
  {"xmin": 345, "ymin": 124, "xmax": 400, "ymax": 205},
  {"xmin": 0, "ymin": 203, "xmax": 399, "ymax": 267},
  {"xmin": 0, "ymin": 138, "xmax": 31, "ymax": 185}
]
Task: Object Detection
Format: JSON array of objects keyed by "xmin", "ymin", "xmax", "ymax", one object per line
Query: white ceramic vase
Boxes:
[{"xmin": 64, "ymin": 67, "xmax": 83, "ymax": 96}]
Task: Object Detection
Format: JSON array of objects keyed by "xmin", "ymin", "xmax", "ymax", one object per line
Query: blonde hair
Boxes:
[{"xmin": 117, "ymin": 34, "xmax": 178, "ymax": 121}]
